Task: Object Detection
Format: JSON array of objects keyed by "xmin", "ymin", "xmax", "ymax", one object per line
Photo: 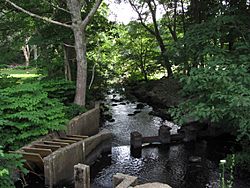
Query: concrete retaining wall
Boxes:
[
  {"xmin": 67, "ymin": 103, "xmax": 100, "ymax": 136},
  {"xmin": 44, "ymin": 129, "xmax": 112, "ymax": 187}
]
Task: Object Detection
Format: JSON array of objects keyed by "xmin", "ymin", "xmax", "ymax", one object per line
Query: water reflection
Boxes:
[
  {"xmin": 92, "ymin": 144, "xmax": 221, "ymax": 188},
  {"xmin": 93, "ymin": 93, "xmax": 249, "ymax": 188}
]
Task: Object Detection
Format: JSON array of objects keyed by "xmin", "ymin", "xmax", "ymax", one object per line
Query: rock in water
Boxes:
[
  {"xmin": 136, "ymin": 103, "xmax": 145, "ymax": 109},
  {"xmin": 189, "ymin": 156, "xmax": 202, "ymax": 163},
  {"xmin": 134, "ymin": 182, "xmax": 172, "ymax": 188}
]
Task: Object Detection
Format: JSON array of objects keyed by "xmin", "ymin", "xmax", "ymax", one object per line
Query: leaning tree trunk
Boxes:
[{"xmin": 22, "ymin": 45, "xmax": 30, "ymax": 67}]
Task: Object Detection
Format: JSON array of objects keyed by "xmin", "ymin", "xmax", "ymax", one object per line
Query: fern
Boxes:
[{"xmin": 0, "ymin": 82, "xmax": 68, "ymax": 150}]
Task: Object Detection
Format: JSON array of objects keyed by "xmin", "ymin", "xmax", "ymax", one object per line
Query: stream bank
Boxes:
[
  {"xmin": 125, "ymin": 78, "xmax": 183, "ymax": 120},
  {"xmin": 92, "ymin": 91, "xmax": 249, "ymax": 188}
]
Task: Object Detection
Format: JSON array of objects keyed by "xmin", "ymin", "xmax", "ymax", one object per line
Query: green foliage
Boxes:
[
  {"xmin": 0, "ymin": 82, "xmax": 68, "ymax": 150},
  {"xmin": 64, "ymin": 104, "xmax": 87, "ymax": 119},
  {"xmin": 0, "ymin": 147, "xmax": 27, "ymax": 188},
  {"xmin": 0, "ymin": 74, "xmax": 19, "ymax": 89},
  {"xmin": 219, "ymin": 155, "xmax": 235, "ymax": 188},
  {"xmin": 171, "ymin": 52, "xmax": 250, "ymax": 139},
  {"xmin": 41, "ymin": 79, "xmax": 75, "ymax": 104}
]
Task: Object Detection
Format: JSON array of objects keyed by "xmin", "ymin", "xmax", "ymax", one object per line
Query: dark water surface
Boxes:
[{"xmin": 90, "ymin": 93, "xmax": 249, "ymax": 188}]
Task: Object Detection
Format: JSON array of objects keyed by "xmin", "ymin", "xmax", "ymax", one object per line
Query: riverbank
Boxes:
[{"xmin": 125, "ymin": 77, "xmax": 184, "ymax": 120}]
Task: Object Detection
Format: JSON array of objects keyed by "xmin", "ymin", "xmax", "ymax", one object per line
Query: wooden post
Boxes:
[
  {"xmin": 130, "ymin": 132, "xmax": 142, "ymax": 149},
  {"xmin": 74, "ymin": 164, "xmax": 90, "ymax": 188},
  {"xmin": 158, "ymin": 126, "xmax": 171, "ymax": 144}
]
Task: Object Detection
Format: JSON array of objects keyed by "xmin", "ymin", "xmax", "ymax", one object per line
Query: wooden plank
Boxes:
[
  {"xmin": 66, "ymin": 134, "xmax": 88, "ymax": 139},
  {"xmin": 10, "ymin": 151, "xmax": 44, "ymax": 172},
  {"xmin": 52, "ymin": 138, "xmax": 76, "ymax": 144},
  {"xmin": 142, "ymin": 136, "xmax": 159, "ymax": 143},
  {"xmin": 32, "ymin": 144, "xmax": 61, "ymax": 152},
  {"xmin": 60, "ymin": 136, "xmax": 83, "ymax": 141},
  {"xmin": 44, "ymin": 141, "xmax": 69, "ymax": 147},
  {"xmin": 22, "ymin": 147, "xmax": 52, "ymax": 158}
]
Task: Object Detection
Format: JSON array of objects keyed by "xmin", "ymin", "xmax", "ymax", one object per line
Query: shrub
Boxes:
[
  {"xmin": 64, "ymin": 103, "xmax": 87, "ymax": 119},
  {"xmin": 0, "ymin": 82, "xmax": 68, "ymax": 150},
  {"xmin": 0, "ymin": 148, "xmax": 27, "ymax": 188},
  {"xmin": 41, "ymin": 79, "xmax": 75, "ymax": 104},
  {"xmin": 170, "ymin": 55, "xmax": 250, "ymax": 140}
]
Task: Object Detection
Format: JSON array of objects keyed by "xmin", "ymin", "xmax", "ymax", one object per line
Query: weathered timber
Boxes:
[
  {"xmin": 67, "ymin": 134, "xmax": 89, "ymax": 139},
  {"xmin": 53, "ymin": 138, "xmax": 77, "ymax": 144},
  {"xmin": 60, "ymin": 136, "xmax": 84, "ymax": 141},
  {"xmin": 33, "ymin": 144, "xmax": 61, "ymax": 152},
  {"xmin": 43, "ymin": 141, "xmax": 69, "ymax": 147},
  {"xmin": 22, "ymin": 147, "xmax": 52, "ymax": 158},
  {"xmin": 10, "ymin": 151, "xmax": 44, "ymax": 172},
  {"xmin": 142, "ymin": 136, "xmax": 159, "ymax": 143}
]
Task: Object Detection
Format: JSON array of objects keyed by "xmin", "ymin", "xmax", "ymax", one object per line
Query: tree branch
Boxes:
[
  {"xmin": 128, "ymin": 0, "xmax": 156, "ymax": 36},
  {"xmin": 49, "ymin": 2, "xmax": 71, "ymax": 14},
  {"xmin": 63, "ymin": 43, "xmax": 75, "ymax": 48},
  {"xmin": 6, "ymin": 0, "xmax": 72, "ymax": 28},
  {"xmin": 82, "ymin": 0, "xmax": 103, "ymax": 29}
]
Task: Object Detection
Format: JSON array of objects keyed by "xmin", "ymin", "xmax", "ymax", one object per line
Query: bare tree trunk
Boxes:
[
  {"xmin": 63, "ymin": 45, "xmax": 72, "ymax": 81},
  {"xmin": 33, "ymin": 45, "xmax": 38, "ymax": 60},
  {"xmin": 22, "ymin": 45, "xmax": 30, "ymax": 67}
]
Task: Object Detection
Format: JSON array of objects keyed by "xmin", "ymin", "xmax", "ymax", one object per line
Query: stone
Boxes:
[
  {"xmin": 128, "ymin": 113, "xmax": 135, "ymax": 116},
  {"xmin": 133, "ymin": 111, "xmax": 141, "ymax": 115},
  {"xmin": 136, "ymin": 103, "xmax": 145, "ymax": 109},
  {"xmin": 189, "ymin": 156, "xmax": 202, "ymax": 163},
  {"xmin": 113, "ymin": 173, "xmax": 137, "ymax": 188},
  {"xmin": 109, "ymin": 119, "xmax": 115, "ymax": 122},
  {"xmin": 134, "ymin": 182, "xmax": 172, "ymax": 188}
]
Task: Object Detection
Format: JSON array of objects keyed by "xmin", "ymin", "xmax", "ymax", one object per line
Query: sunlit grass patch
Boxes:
[
  {"xmin": 0, "ymin": 68, "xmax": 40, "ymax": 78},
  {"xmin": 7, "ymin": 73, "xmax": 40, "ymax": 78}
]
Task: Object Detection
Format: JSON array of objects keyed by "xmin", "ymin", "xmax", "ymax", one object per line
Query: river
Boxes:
[{"xmin": 90, "ymin": 91, "xmax": 249, "ymax": 188}]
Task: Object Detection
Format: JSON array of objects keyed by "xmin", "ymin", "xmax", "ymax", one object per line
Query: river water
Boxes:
[{"xmin": 90, "ymin": 92, "xmax": 249, "ymax": 188}]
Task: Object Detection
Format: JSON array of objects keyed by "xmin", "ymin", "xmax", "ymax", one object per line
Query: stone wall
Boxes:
[{"xmin": 67, "ymin": 102, "xmax": 100, "ymax": 136}]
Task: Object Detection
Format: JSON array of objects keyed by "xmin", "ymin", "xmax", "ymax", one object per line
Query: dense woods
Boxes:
[{"xmin": 0, "ymin": 0, "xmax": 249, "ymax": 187}]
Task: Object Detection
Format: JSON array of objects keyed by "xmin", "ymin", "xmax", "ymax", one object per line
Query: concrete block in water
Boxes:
[
  {"xmin": 183, "ymin": 126, "xmax": 197, "ymax": 142},
  {"xmin": 113, "ymin": 173, "xmax": 138, "ymax": 188},
  {"xmin": 130, "ymin": 132, "xmax": 142, "ymax": 149},
  {"xmin": 74, "ymin": 164, "xmax": 90, "ymax": 188},
  {"xmin": 159, "ymin": 126, "xmax": 171, "ymax": 144}
]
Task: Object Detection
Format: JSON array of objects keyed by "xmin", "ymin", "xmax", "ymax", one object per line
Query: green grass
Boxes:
[{"xmin": 0, "ymin": 68, "xmax": 40, "ymax": 78}]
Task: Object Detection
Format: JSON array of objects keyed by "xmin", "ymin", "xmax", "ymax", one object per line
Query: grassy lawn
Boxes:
[{"xmin": 0, "ymin": 68, "xmax": 40, "ymax": 78}]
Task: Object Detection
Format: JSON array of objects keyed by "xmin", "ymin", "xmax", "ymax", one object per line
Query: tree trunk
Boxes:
[
  {"xmin": 147, "ymin": 0, "xmax": 173, "ymax": 77},
  {"xmin": 63, "ymin": 45, "xmax": 72, "ymax": 81},
  {"xmin": 33, "ymin": 45, "xmax": 38, "ymax": 60},
  {"xmin": 22, "ymin": 45, "xmax": 30, "ymax": 67},
  {"xmin": 156, "ymin": 35, "xmax": 173, "ymax": 77},
  {"xmin": 72, "ymin": 26, "xmax": 87, "ymax": 106},
  {"xmin": 67, "ymin": 0, "xmax": 87, "ymax": 106}
]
